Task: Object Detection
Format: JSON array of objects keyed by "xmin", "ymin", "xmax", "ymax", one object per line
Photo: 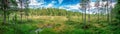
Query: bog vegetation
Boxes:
[{"xmin": 0, "ymin": 0, "xmax": 120, "ymax": 34}]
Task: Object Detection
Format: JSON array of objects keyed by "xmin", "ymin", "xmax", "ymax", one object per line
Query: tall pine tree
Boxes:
[{"xmin": 112, "ymin": 0, "xmax": 120, "ymax": 33}]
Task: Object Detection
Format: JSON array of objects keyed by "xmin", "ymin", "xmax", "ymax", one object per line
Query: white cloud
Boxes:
[
  {"xmin": 16, "ymin": 0, "xmax": 27, "ymax": 8},
  {"xmin": 58, "ymin": 3, "xmax": 81, "ymax": 12},
  {"xmin": 58, "ymin": 1, "xmax": 116, "ymax": 14},
  {"xmin": 58, "ymin": 0, "xmax": 63, "ymax": 4},
  {"xmin": 27, "ymin": 0, "xmax": 116, "ymax": 14},
  {"xmin": 111, "ymin": 2, "xmax": 117, "ymax": 8},
  {"xmin": 68, "ymin": 4, "xmax": 81, "ymax": 9},
  {"xmin": 60, "ymin": 3, "xmax": 81, "ymax": 11},
  {"xmin": 59, "ymin": 6, "xmax": 65, "ymax": 9},
  {"xmin": 47, "ymin": 4, "xmax": 54, "ymax": 8},
  {"xmin": 29, "ymin": 0, "xmax": 43, "ymax": 5},
  {"xmin": 90, "ymin": 2, "xmax": 95, "ymax": 7},
  {"xmin": 45, "ymin": 1, "xmax": 56, "ymax": 8},
  {"xmin": 28, "ymin": 0, "xmax": 45, "ymax": 8},
  {"xmin": 51, "ymin": 1, "xmax": 57, "ymax": 3}
]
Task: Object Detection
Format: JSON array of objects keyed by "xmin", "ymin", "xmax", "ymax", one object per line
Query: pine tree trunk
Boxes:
[
  {"xmin": 84, "ymin": 6, "xmax": 87, "ymax": 30},
  {"xmin": 98, "ymin": 7, "xmax": 100, "ymax": 23},
  {"xmin": 3, "ymin": 0, "xmax": 8, "ymax": 24},
  {"xmin": 20, "ymin": 0, "xmax": 23, "ymax": 23},
  {"xmin": 107, "ymin": 3, "xmax": 109, "ymax": 23},
  {"xmin": 3, "ymin": 10, "xmax": 7, "ymax": 24}
]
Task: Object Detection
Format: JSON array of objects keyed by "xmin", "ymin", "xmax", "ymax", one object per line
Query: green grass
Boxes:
[{"xmin": 0, "ymin": 15, "xmax": 117, "ymax": 34}]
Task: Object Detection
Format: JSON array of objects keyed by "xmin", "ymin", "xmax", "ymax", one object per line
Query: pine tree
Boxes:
[
  {"xmin": 18, "ymin": 0, "xmax": 23, "ymax": 23},
  {"xmin": 24, "ymin": 0, "xmax": 30, "ymax": 20},
  {"xmin": 87, "ymin": 0, "xmax": 91, "ymax": 23},
  {"xmin": 112, "ymin": 0, "xmax": 120, "ymax": 33},
  {"xmin": 95, "ymin": 0, "xmax": 100, "ymax": 23},
  {"xmin": 18, "ymin": 0, "xmax": 29, "ymax": 22},
  {"xmin": 80, "ymin": 0, "xmax": 90, "ymax": 30},
  {"xmin": 1, "ymin": 0, "xmax": 9, "ymax": 24}
]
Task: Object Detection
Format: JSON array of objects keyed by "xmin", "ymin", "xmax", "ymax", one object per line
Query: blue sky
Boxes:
[
  {"xmin": 29, "ymin": 0, "xmax": 96, "ymax": 9},
  {"xmin": 29, "ymin": 0, "xmax": 116, "ymax": 8},
  {"xmin": 29, "ymin": 0, "xmax": 81, "ymax": 8},
  {"xmin": 28, "ymin": 0, "xmax": 116, "ymax": 14}
]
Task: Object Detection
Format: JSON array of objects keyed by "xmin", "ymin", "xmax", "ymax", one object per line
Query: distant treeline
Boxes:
[{"xmin": 28, "ymin": 8, "xmax": 82, "ymax": 16}]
